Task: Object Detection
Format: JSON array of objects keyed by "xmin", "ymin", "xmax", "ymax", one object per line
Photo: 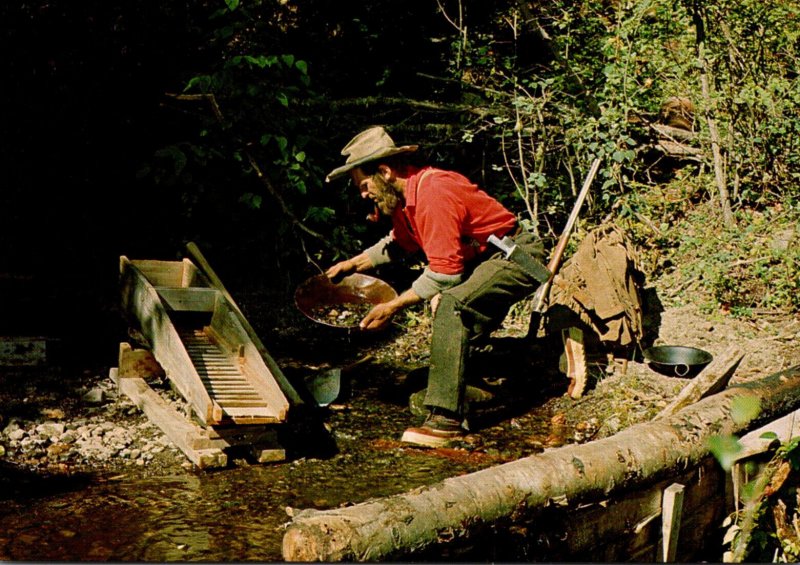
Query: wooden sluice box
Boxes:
[{"xmin": 116, "ymin": 243, "xmax": 302, "ymax": 468}]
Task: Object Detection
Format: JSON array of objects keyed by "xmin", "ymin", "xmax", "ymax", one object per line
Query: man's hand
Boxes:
[
  {"xmin": 359, "ymin": 288, "xmax": 423, "ymax": 331},
  {"xmin": 325, "ymin": 252, "xmax": 374, "ymax": 283},
  {"xmin": 359, "ymin": 301, "xmax": 399, "ymax": 331},
  {"xmin": 325, "ymin": 259, "xmax": 356, "ymax": 283}
]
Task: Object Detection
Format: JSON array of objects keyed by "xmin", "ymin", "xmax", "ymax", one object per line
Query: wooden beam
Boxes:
[
  {"xmin": 110, "ymin": 366, "xmax": 227, "ymax": 469},
  {"xmin": 655, "ymin": 345, "xmax": 744, "ymax": 420},
  {"xmin": 733, "ymin": 408, "xmax": 800, "ymax": 463},
  {"xmin": 207, "ymin": 303, "xmax": 289, "ymax": 421},
  {"xmin": 120, "ymin": 256, "xmax": 218, "ymax": 424},
  {"xmin": 661, "ymin": 483, "xmax": 685, "ymax": 562},
  {"xmin": 185, "ymin": 242, "xmax": 304, "ymax": 407},
  {"xmin": 117, "ymin": 342, "xmax": 164, "ymax": 381},
  {"xmin": 155, "ymin": 287, "xmax": 218, "ymax": 312},
  {"xmin": 251, "ymin": 444, "xmax": 286, "ymax": 463}
]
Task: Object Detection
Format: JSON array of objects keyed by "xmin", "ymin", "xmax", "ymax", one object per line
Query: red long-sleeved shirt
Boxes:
[{"xmin": 390, "ymin": 167, "xmax": 517, "ymax": 275}]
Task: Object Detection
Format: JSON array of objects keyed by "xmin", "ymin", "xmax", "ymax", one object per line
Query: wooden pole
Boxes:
[
  {"xmin": 533, "ymin": 157, "xmax": 601, "ymax": 313},
  {"xmin": 282, "ymin": 365, "xmax": 800, "ymax": 562}
]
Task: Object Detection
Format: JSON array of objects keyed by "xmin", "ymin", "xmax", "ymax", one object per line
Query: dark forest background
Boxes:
[{"xmin": 2, "ymin": 0, "xmax": 798, "ymax": 364}]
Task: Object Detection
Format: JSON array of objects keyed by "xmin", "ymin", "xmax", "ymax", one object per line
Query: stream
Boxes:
[{"xmin": 0, "ymin": 351, "xmax": 562, "ymax": 562}]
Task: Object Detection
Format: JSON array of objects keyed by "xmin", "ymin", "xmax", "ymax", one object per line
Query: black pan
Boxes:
[
  {"xmin": 294, "ymin": 273, "xmax": 398, "ymax": 329},
  {"xmin": 642, "ymin": 345, "xmax": 713, "ymax": 378}
]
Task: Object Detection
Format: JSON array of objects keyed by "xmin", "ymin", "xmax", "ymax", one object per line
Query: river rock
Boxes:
[
  {"xmin": 82, "ymin": 388, "xmax": 105, "ymax": 404},
  {"xmin": 36, "ymin": 422, "xmax": 65, "ymax": 439}
]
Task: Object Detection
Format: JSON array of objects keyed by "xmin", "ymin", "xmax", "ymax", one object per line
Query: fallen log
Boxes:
[
  {"xmin": 655, "ymin": 344, "xmax": 744, "ymax": 420},
  {"xmin": 282, "ymin": 364, "xmax": 800, "ymax": 562}
]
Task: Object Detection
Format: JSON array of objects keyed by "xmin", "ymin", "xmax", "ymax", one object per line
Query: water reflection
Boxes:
[
  {"xmin": 0, "ymin": 447, "xmax": 491, "ymax": 562},
  {"xmin": 1, "ymin": 473, "xmax": 276, "ymax": 561}
]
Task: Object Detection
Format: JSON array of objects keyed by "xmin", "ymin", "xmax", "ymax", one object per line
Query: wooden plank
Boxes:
[
  {"xmin": 120, "ymin": 256, "xmax": 219, "ymax": 425},
  {"xmin": 207, "ymin": 302, "xmax": 289, "ymax": 421},
  {"xmin": 110, "ymin": 367, "xmax": 227, "ymax": 469},
  {"xmin": 251, "ymin": 444, "xmax": 286, "ymax": 463},
  {"xmin": 155, "ymin": 287, "xmax": 219, "ymax": 312},
  {"xmin": 180, "ymin": 323, "xmax": 284, "ymax": 423},
  {"xmin": 180, "ymin": 258, "xmax": 204, "ymax": 287},
  {"xmin": 661, "ymin": 483, "xmax": 685, "ymax": 562},
  {"xmin": 732, "ymin": 408, "xmax": 800, "ymax": 463},
  {"xmin": 127, "ymin": 259, "xmax": 187, "ymax": 288},
  {"xmin": 187, "ymin": 425, "xmax": 281, "ymax": 452},
  {"xmin": 535, "ymin": 459, "xmax": 725, "ymax": 562},
  {"xmin": 655, "ymin": 345, "xmax": 744, "ymax": 419},
  {"xmin": 117, "ymin": 342, "xmax": 165, "ymax": 380},
  {"xmin": 185, "ymin": 241, "xmax": 303, "ymax": 406}
]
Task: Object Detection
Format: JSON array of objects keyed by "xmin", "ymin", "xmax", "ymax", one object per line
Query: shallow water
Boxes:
[
  {"xmin": 0, "ymin": 435, "xmax": 509, "ymax": 561},
  {"xmin": 0, "ymin": 327, "xmax": 564, "ymax": 562}
]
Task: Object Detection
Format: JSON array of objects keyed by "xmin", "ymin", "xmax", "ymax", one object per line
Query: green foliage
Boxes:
[
  {"xmin": 434, "ymin": 0, "xmax": 799, "ymax": 292},
  {"xmin": 132, "ymin": 0, "xmax": 800, "ymax": 304},
  {"xmin": 708, "ymin": 433, "xmax": 743, "ymax": 472}
]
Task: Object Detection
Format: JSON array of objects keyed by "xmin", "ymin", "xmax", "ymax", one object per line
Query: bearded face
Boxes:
[{"xmin": 370, "ymin": 172, "xmax": 403, "ymax": 216}]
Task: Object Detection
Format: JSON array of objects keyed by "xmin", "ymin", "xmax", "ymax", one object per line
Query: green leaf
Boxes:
[
  {"xmin": 708, "ymin": 434, "xmax": 743, "ymax": 472},
  {"xmin": 239, "ymin": 192, "xmax": 262, "ymax": 209},
  {"xmin": 276, "ymin": 92, "xmax": 289, "ymax": 107},
  {"xmin": 281, "ymin": 54, "xmax": 295, "ymax": 67},
  {"xmin": 184, "ymin": 75, "xmax": 211, "ymax": 93},
  {"xmin": 305, "ymin": 206, "xmax": 336, "ymax": 222},
  {"xmin": 760, "ymin": 431, "xmax": 779, "ymax": 440},
  {"xmin": 154, "ymin": 145, "xmax": 187, "ymax": 176},
  {"xmin": 294, "ymin": 151, "xmax": 306, "ymax": 163},
  {"xmin": 731, "ymin": 396, "xmax": 761, "ymax": 425},
  {"xmin": 225, "ymin": 0, "xmax": 239, "ymax": 10},
  {"xmin": 245, "ymin": 55, "xmax": 268, "ymax": 68},
  {"xmin": 295, "ymin": 60, "xmax": 308, "ymax": 74}
]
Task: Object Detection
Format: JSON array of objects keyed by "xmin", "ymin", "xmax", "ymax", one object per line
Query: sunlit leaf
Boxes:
[
  {"xmin": 708, "ymin": 434, "xmax": 743, "ymax": 471},
  {"xmin": 731, "ymin": 396, "xmax": 760, "ymax": 425}
]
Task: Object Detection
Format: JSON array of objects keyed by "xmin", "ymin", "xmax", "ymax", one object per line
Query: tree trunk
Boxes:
[
  {"xmin": 282, "ymin": 365, "xmax": 800, "ymax": 562},
  {"xmin": 691, "ymin": 9, "xmax": 735, "ymax": 227}
]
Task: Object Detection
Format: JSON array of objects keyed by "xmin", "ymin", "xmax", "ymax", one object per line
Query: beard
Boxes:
[{"xmin": 370, "ymin": 173, "xmax": 403, "ymax": 216}]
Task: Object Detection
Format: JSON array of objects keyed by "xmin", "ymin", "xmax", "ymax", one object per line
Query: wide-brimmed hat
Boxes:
[{"xmin": 325, "ymin": 126, "xmax": 418, "ymax": 182}]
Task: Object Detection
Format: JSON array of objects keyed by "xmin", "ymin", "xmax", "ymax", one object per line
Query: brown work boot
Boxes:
[
  {"xmin": 562, "ymin": 327, "xmax": 587, "ymax": 399},
  {"xmin": 401, "ymin": 408, "xmax": 466, "ymax": 448}
]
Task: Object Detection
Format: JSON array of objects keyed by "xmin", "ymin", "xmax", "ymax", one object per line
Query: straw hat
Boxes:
[{"xmin": 325, "ymin": 126, "xmax": 418, "ymax": 182}]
